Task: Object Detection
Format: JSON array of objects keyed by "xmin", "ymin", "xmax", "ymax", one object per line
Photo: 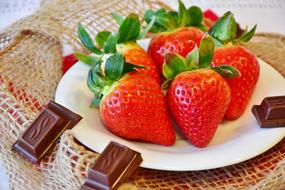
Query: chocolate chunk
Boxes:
[
  {"xmin": 252, "ymin": 96, "xmax": 285, "ymax": 128},
  {"xmin": 81, "ymin": 142, "xmax": 143, "ymax": 190},
  {"xmin": 12, "ymin": 100, "xmax": 82, "ymax": 163}
]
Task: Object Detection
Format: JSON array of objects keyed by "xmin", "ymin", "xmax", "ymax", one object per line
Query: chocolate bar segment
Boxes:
[
  {"xmin": 252, "ymin": 96, "xmax": 285, "ymax": 128},
  {"xmin": 13, "ymin": 100, "xmax": 82, "ymax": 163},
  {"xmin": 81, "ymin": 142, "xmax": 143, "ymax": 190}
]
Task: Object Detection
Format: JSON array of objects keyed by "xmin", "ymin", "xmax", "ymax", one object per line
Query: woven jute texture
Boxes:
[{"xmin": 0, "ymin": 0, "xmax": 284, "ymax": 189}]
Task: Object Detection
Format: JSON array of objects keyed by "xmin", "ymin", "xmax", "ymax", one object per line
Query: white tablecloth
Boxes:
[{"xmin": 0, "ymin": 0, "xmax": 284, "ymax": 189}]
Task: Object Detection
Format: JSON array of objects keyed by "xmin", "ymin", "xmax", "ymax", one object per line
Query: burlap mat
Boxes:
[{"xmin": 0, "ymin": 0, "xmax": 284, "ymax": 189}]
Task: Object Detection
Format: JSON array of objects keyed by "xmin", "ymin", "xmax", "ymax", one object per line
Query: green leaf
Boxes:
[
  {"xmin": 77, "ymin": 24, "xmax": 102, "ymax": 54},
  {"xmin": 149, "ymin": 24, "xmax": 165, "ymax": 33},
  {"xmin": 196, "ymin": 23, "xmax": 208, "ymax": 31},
  {"xmin": 139, "ymin": 17, "xmax": 155, "ymax": 39},
  {"xmin": 112, "ymin": 12, "xmax": 124, "ymax": 25},
  {"xmin": 117, "ymin": 14, "xmax": 140, "ymax": 43},
  {"xmin": 211, "ymin": 65, "xmax": 240, "ymax": 78},
  {"xmin": 185, "ymin": 45, "xmax": 199, "ymax": 70},
  {"xmin": 144, "ymin": 8, "xmax": 175, "ymax": 33},
  {"xmin": 154, "ymin": 12, "xmax": 176, "ymax": 30},
  {"xmin": 96, "ymin": 31, "xmax": 111, "ymax": 49},
  {"xmin": 144, "ymin": 10, "xmax": 155, "ymax": 23},
  {"xmin": 212, "ymin": 37, "xmax": 223, "ymax": 47},
  {"xmin": 104, "ymin": 53, "xmax": 143, "ymax": 81},
  {"xmin": 103, "ymin": 33, "xmax": 118, "ymax": 54},
  {"xmin": 177, "ymin": 0, "xmax": 188, "ymax": 27},
  {"xmin": 104, "ymin": 53, "xmax": 125, "ymax": 81},
  {"xmin": 162, "ymin": 63, "xmax": 176, "ymax": 80},
  {"xmin": 198, "ymin": 34, "xmax": 215, "ymax": 68},
  {"xmin": 75, "ymin": 52, "xmax": 101, "ymax": 66},
  {"xmin": 88, "ymin": 65, "xmax": 110, "ymax": 90},
  {"xmin": 209, "ymin": 11, "xmax": 237, "ymax": 43},
  {"xmin": 234, "ymin": 24, "xmax": 256, "ymax": 43},
  {"xmin": 187, "ymin": 6, "xmax": 203, "ymax": 26},
  {"xmin": 168, "ymin": 11, "xmax": 178, "ymax": 24},
  {"xmin": 163, "ymin": 53, "xmax": 188, "ymax": 79},
  {"xmin": 124, "ymin": 62, "xmax": 144, "ymax": 73}
]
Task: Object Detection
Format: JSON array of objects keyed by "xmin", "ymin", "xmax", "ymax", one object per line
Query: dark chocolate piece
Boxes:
[
  {"xmin": 12, "ymin": 100, "xmax": 82, "ymax": 163},
  {"xmin": 81, "ymin": 142, "xmax": 142, "ymax": 190},
  {"xmin": 252, "ymin": 96, "xmax": 285, "ymax": 128}
]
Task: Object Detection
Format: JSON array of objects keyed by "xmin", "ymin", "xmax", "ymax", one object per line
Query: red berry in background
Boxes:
[
  {"xmin": 209, "ymin": 12, "xmax": 259, "ymax": 120},
  {"xmin": 62, "ymin": 54, "xmax": 78, "ymax": 74},
  {"xmin": 203, "ymin": 9, "xmax": 219, "ymax": 29},
  {"xmin": 144, "ymin": 0, "xmax": 206, "ymax": 77},
  {"xmin": 203, "ymin": 9, "xmax": 219, "ymax": 22}
]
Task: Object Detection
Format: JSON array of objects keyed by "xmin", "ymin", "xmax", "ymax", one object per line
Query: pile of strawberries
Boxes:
[{"xmin": 71, "ymin": 0, "xmax": 260, "ymax": 148}]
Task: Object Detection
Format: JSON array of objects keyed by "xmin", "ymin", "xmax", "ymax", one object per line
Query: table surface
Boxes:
[{"xmin": 0, "ymin": 0, "xmax": 284, "ymax": 189}]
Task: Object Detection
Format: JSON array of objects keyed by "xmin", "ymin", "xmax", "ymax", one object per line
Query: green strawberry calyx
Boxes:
[
  {"xmin": 209, "ymin": 11, "xmax": 257, "ymax": 46},
  {"xmin": 144, "ymin": 0, "xmax": 207, "ymax": 33},
  {"xmin": 76, "ymin": 13, "xmax": 154, "ymax": 66},
  {"xmin": 76, "ymin": 21, "xmax": 145, "ymax": 107},
  {"xmin": 162, "ymin": 33, "xmax": 240, "ymax": 91},
  {"xmin": 87, "ymin": 52, "xmax": 143, "ymax": 107}
]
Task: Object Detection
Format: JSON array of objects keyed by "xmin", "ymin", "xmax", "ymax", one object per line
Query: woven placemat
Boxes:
[{"xmin": 0, "ymin": 0, "xmax": 284, "ymax": 189}]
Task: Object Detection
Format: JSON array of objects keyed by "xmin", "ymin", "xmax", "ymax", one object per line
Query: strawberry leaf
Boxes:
[
  {"xmin": 211, "ymin": 65, "xmax": 240, "ymax": 78},
  {"xmin": 178, "ymin": 0, "xmax": 188, "ymax": 27},
  {"xmin": 144, "ymin": 9, "xmax": 175, "ymax": 32},
  {"xmin": 104, "ymin": 53, "xmax": 125, "ymax": 81},
  {"xmin": 187, "ymin": 6, "xmax": 203, "ymax": 26},
  {"xmin": 103, "ymin": 33, "xmax": 118, "ymax": 54},
  {"xmin": 96, "ymin": 31, "xmax": 111, "ymax": 49},
  {"xmin": 198, "ymin": 34, "xmax": 215, "ymax": 68},
  {"xmin": 78, "ymin": 24, "xmax": 102, "ymax": 54},
  {"xmin": 139, "ymin": 17, "xmax": 155, "ymax": 39},
  {"xmin": 87, "ymin": 66, "xmax": 110, "ymax": 103},
  {"xmin": 185, "ymin": 45, "xmax": 199, "ymax": 70},
  {"xmin": 117, "ymin": 14, "xmax": 140, "ymax": 43},
  {"xmin": 75, "ymin": 52, "xmax": 101, "ymax": 66},
  {"xmin": 169, "ymin": 11, "xmax": 178, "ymax": 24},
  {"xmin": 111, "ymin": 12, "xmax": 124, "ymax": 25},
  {"xmin": 234, "ymin": 24, "xmax": 256, "ymax": 43},
  {"xmin": 163, "ymin": 53, "xmax": 188, "ymax": 79},
  {"xmin": 209, "ymin": 11, "xmax": 237, "ymax": 44},
  {"xmin": 104, "ymin": 53, "xmax": 143, "ymax": 81}
]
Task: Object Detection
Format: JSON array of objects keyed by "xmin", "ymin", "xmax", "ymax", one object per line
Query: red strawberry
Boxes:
[
  {"xmin": 210, "ymin": 12, "xmax": 259, "ymax": 119},
  {"xmin": 213, "ymin": 46, "xmax": 259, "ymax": 119},
  {"xmin": 62, "ymin": 54, "xmax": 78, "ymax": 74},
  {"xmin": 203, "ymin": 9, "xmax": 219, "ymax": 29},
  {"xmin": 167, "ymin": 69, "xmax": 231, "ymax": 147},
  {"xmin": 87, "ymin": 53, "xmax": 175, "ymax": 146},
  {"xmin": 148, "ymin": 27, "xmax": 203, "ymax": 74},
  {"xmin": 117, "ymin": 42, "xmax": 161, "ymax": 84},
  {"xmin": 162, "ymin": 35, "xmax": 238, "ymax": 147},
  {"xmin": 76, "ymin": 14, "xmax": 160, "ymax": 84},
  {"xmin": 144, "ymin": 0, "xmax": 206, "ymax": 75}
]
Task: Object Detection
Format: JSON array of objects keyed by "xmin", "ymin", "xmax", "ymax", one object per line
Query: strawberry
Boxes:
[
  {"xmin": 76, "ymin": 13, "xmax": 160, "ymax": 84},
  {"xmin": 162, "ymin": 35, "xmax": 238, "ymax": 147},
  {"xmin": 62, "ymin": 54, "xmax": 78, "ymax": 73},
  {"xmin": 203, "ymin": 9, "xmax": 219, "ymax": 29},
  {"xmin": 209, "ymin": 12, "xmax": 260, "ymax": 120},
  {"xmin": 76, "ymin": 15, "xmax": 175, "ymax": 145},
  {"xmin": 144, "ymin": 0, "xmax": 206, "ymax": 75},
  {"xmin": 87, "ymin": 53, "xmax": 175, "ymax": 146}
]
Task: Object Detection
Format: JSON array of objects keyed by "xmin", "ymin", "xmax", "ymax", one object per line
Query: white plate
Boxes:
[{"xmin": 55, "ymin": 39, "xmax": 285, "ymax": 171}]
